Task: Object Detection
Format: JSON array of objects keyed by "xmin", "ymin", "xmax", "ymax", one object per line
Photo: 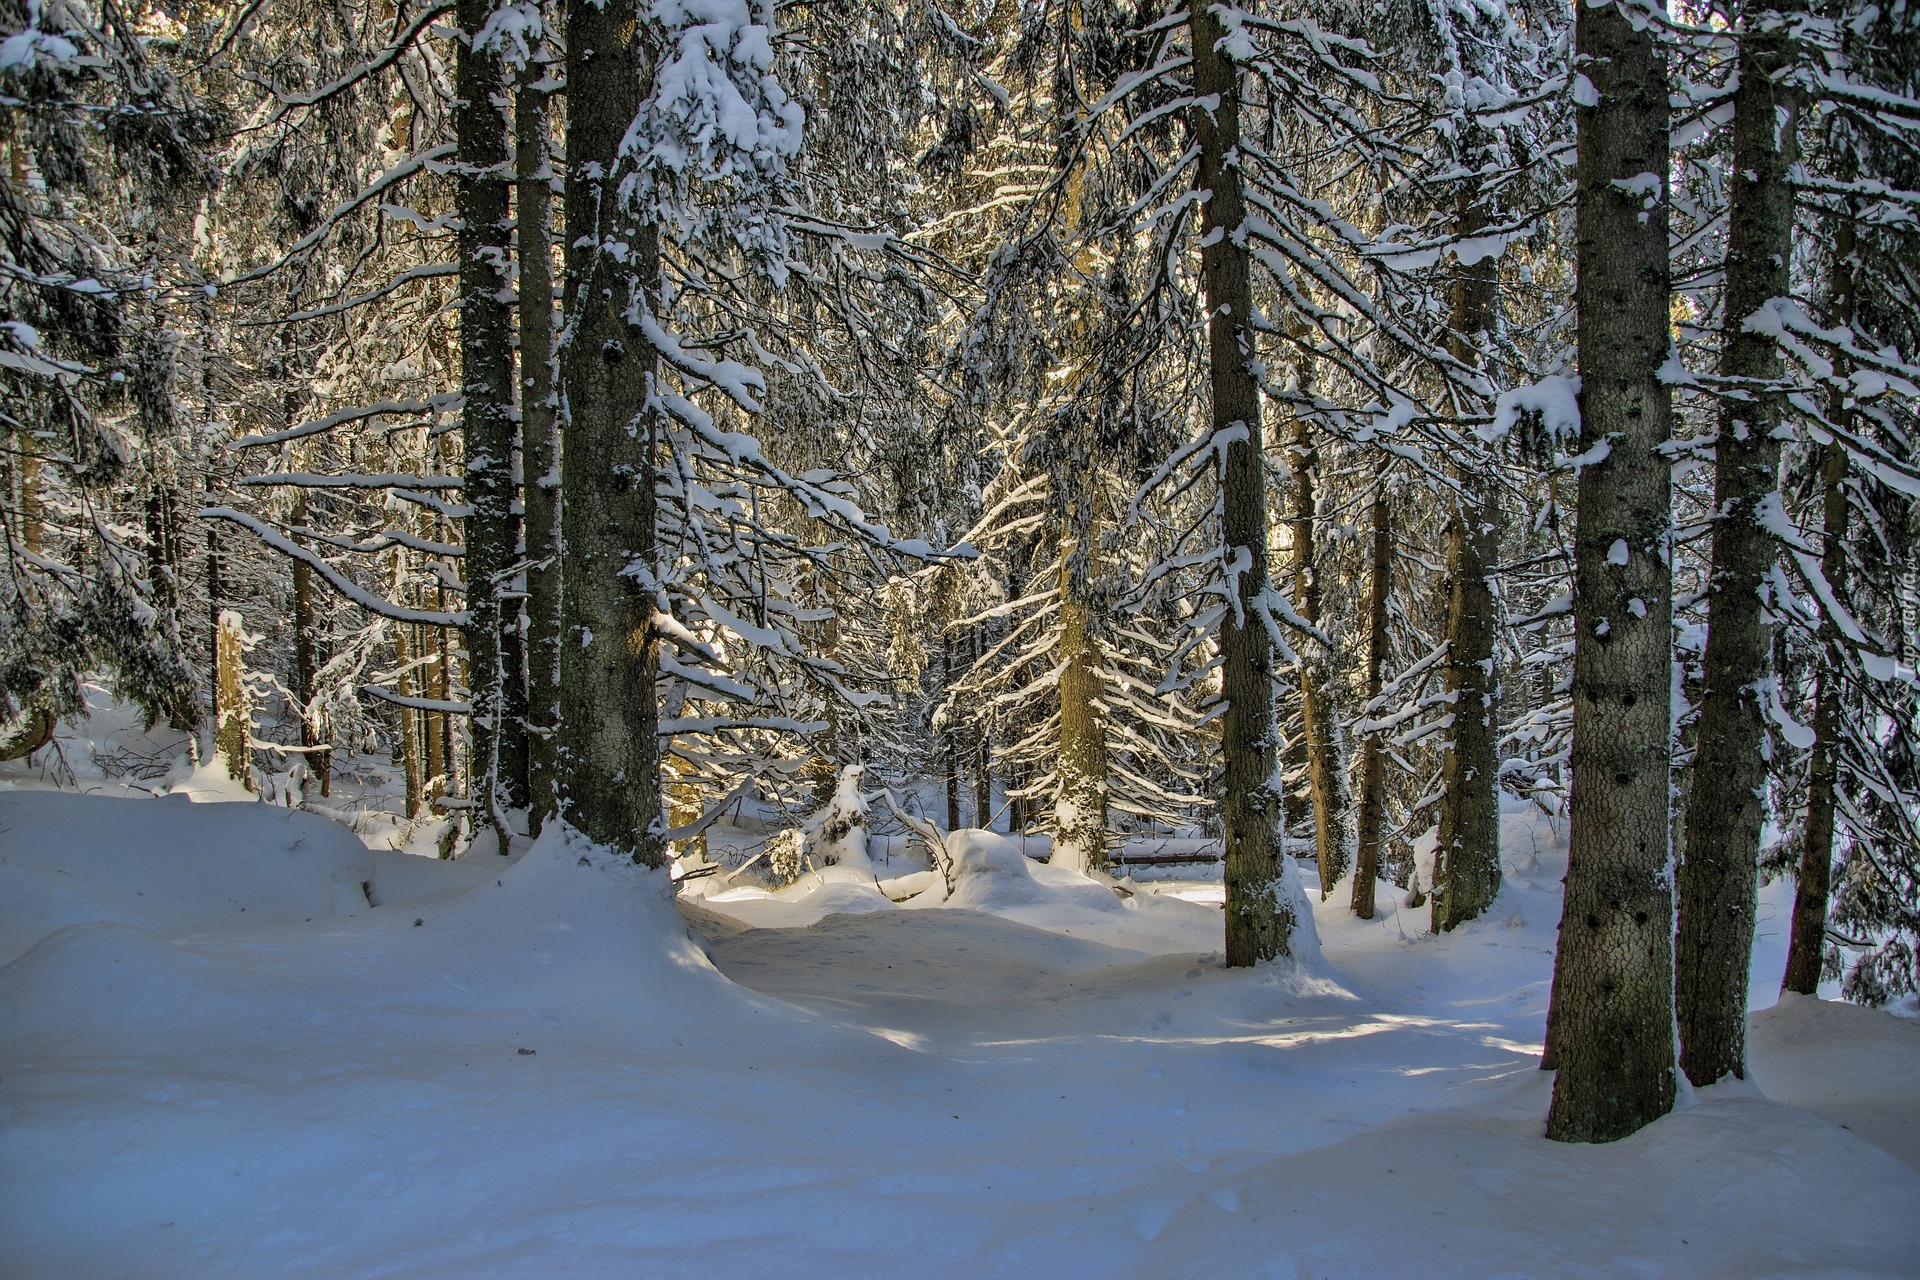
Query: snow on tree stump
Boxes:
[{"xmin": 214, "ymin": 609, "xmax": 253, "ymax": 791}]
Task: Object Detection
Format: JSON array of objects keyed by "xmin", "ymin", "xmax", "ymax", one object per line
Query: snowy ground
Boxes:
[{"xmin": 1, "ymin": 767, "xmax": 1917, "ymax": 1276}]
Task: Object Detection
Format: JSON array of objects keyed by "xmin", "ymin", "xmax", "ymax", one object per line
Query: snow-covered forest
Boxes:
[{"xmin": 2, "ymin": 0, "xmax": 1919, "ymax": 1271}]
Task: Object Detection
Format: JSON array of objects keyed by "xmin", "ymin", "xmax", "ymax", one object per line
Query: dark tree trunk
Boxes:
[
  {"xmin": 973, "ymin": 629, "xmax": 992, "ymax": 827},
  {"xmin": 1785, "ymin": 216, "xmax": 1856, "ymax": 995},
  {"xmin": 557, "ymin": 0, "xmax": 663, "ymax": 865},
  {"xmin": 942, "ymin": 632, "xmax": 961, "ymax": 831},
  {"xmin": 456, "ymin": 0, "xmax": 528, "ymax": 832},
  {"xmin": 1352, "ymin": 483, "xmax": 1390, "ymax": 920},
  {"xmin": 1432, "ymin": 181, "xmax": 1503, "ymax": 932},
  {"xmin": 1545, "ymin": 0, "xmax": 1677, "ymax": 1144},
  {"xmin": 1194, "ymin": 0, "xmax": 1294, "ymax": 963},
  {"xmin": 291, "ymin": 491, "xmax": 330, "ymax": 796},
  {"xmin": 1677, "ymin": 0, "xmax": 1803, "ymax": 1086},
  {"xmin": 395, "ymin": 619, "xmax": 424, "ymax": 819},
  {"xmin": 518, "ymin": 65, "xmax": 562, "ymax": 833}
]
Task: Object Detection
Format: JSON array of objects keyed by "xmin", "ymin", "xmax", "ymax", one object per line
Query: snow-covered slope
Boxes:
[{"xmin": 0, "ymin": 790, "xmax": 1914, "ymax": 1278}]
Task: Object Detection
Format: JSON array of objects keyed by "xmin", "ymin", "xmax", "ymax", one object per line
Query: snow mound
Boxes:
[
  {"xmin": 0, "ymin": 823, "xmax": 741, "ymax": 1051},
  {"xmin": 0, "ymin": 791, "xmax": 493, "ymax": 962},
  {"xmin": 1140, "ymin": 1095, "xmax": 1920, "ymax": 1278},
  {"xmin": 701, "ymin": 863, "xmax": 894, "ymax": 927},
  {"xmin": 697, "ymin": 829, "xmax": 1226, "ymax": 957}
]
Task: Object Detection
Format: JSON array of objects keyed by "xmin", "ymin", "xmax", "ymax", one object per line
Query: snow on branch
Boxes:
[
  {"xmin": 200, "ymin": 507, "xmax": 468, "ymax": 626},
  {"xmin": 232, "ymin": 397, "xmax": 458, "ymax": 450}
]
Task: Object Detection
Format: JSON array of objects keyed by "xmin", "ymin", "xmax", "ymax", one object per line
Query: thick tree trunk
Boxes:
[
  {"xmin": 1352, "ymin": 484, "xmax": 1391, "ymax": 920},
  {"xmin": 456, "ymin": 0, "xmax": 528, "ymax": 833},
  {"xmin": 1289, "ymin": 407, "xmax": 1351, "ymax": 897},
  {"xmin": 1545, "ymin": 0, "xmax": 1677, "ymax": 1144},
  {"xmin": 518, "ymin": 66, "xmax": 562, "ymax": 833},
  {"xmin": 1432, "ymin": 185, "xmax": 1504, "ymax": 932},
  {"xmin": 1677, "ymin": 0, "xmax": 1802, "ymax": 1087},
  {"xmin": 1785, "ymin": 220, "xmax": 1856, "ymax": 995},
  {"xmin": 1055, "ymin": 557, "xmax": 1110, "ymax": 874},
  {"xmin": 1193, "ymin": 0, "xmax": 1293, "ymax": 961},
  {"xmin": 557, "ymin": 0, "xmax": 663, "ymax": 865}
]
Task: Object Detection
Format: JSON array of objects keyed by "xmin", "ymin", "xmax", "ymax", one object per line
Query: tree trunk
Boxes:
[
  {"xmin": 1289, "ymin": 404, "xmax": 1351, "ymax": 896},
  {"xmin": 425, "ymin": 622, "xmax": 447, "ymax": 804},
  {"xmin": 972, "ymin": 628, "xmax": 991, "ymax": 827},
  {"xmin": 394, "ymin": 618, "xmax": 424, "ymax": 819},
  {"xmin": 518, "ymin": 64, "xmax": 562, "ymax": 833},
  {"xmin": 214, "ymin": 609, "xmax": 250, "ymax": 788},
  {"xmin": 557, "ymin": 0, "xmax": 663, "ymax": 865},
  {"xmin": 1545, "ymin": 0, "xmax": 1677, "ymax": 1144},
  {"xmin": 1433, "ymin": 182, "xmax": 1504, "ymax": 932},
  {"xmin": 291, "ymin": 491, "xmax": 330, "ymax": 796},
  {"xmin": 1352, "ymin": 483, "xmax": 1391, "ymax": 920},
  {"xmin": 1784, "ymin": 218, "xmax": 1856, "ymax": 995},
  {"xmin": 1193, "ymin": 0, "xmax": 1294, "ymax": 961},
  {"xmin": 1677, "ymin": 0, "xmax": 1803, "ymax": 1087},
  {"xmin": 942, "ymin": 632, "xmax": 962, "ymax": 831},
  {"xmin": 1055, "ymin": 556, "xmax": 1110, "ymax": 874},
  {"xmin": 457, "ymin": 0, "xmax": 528, "ymax": 833}
]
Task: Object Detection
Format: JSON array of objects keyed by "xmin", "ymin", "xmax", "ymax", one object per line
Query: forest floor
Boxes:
[{"xmin": 1, "ymin": 718, "xmax": 1918, "ymax": 1276}]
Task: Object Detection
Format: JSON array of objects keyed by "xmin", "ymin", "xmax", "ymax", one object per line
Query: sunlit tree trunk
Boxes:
[
  {"xmin": 1055, "ymin": 547, "xmax": 1110, "ymax": 874},
  {"xmin": 214, "ymin": 609, "xmax": 250, "ymax": 788}
]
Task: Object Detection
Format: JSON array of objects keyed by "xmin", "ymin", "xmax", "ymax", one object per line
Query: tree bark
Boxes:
[
  {"xmin": 1055, "ymin": 553, "xmax": 1110, "ymax": 874},
  {"xmin": 1289, "ymin": 405, "xmax": 1351, "ymax": 897},
  {"xmin": 394, "ymin": 616, "xmax": 424, "ymax": 819},
  {"xmin": 457, "ymin": 0, "xmax": 528, "ymax": 833},
  {"xmin": 1677, "ymin": 0, "xmax": 1802, "ymax": 1087},
  {"xmin": 973, "ymin": 628, "xmax": 992, "ymax": 827},
  {"xmin": 291, "ymin": 491, "xmax": 330, "ymax": 796},
  {"xmin": 942, "ymin": 631, "xmax": 962, "ymax": 831},
  {"xmin": 557, "ymin": 0, "xmax": 663, "ymax": 865},
  {"xmin": 1433, "ymin": 183, "xmax": 1505, "ymax": 933},
  {"xmin": 1545, "ymin": 0, "xmax": 1677, "ymax": 1144},
  {"xmin": 1784, "ymin": 215, "xmax": 1856, "ymax": 995},
  {"xmin": 518, "ymin": 64, "xmax": 562, "ymax": 832},
  {"xmin": 1352, "ymin": 483, "xmax": 1391, "ymax": 920},
  {"xmin": 214, "ymin": 610, "xmax": 250, "ymax": 788},
  {"xmin": 1193, "ymin": 0, "xmax": 1294, "ymax": 961}
]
